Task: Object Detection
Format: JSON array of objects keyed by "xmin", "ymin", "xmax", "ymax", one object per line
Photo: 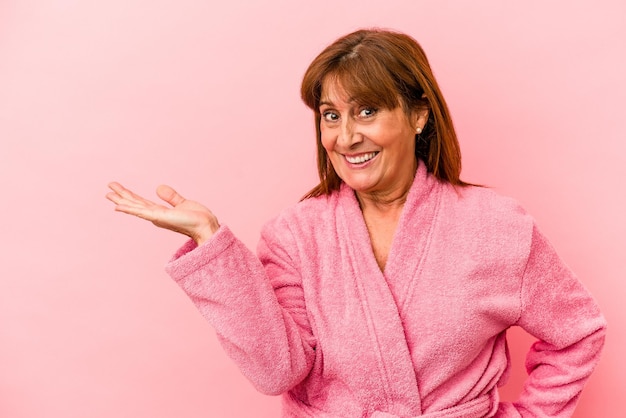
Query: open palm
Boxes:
[{"xmin": 106, "ymin": 182, "xmax": 219, "ymax": 245}]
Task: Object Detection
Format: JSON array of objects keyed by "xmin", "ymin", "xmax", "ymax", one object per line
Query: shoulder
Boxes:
[
  {"xmin": 260, "ymin": 192, "xmax": 338, "ymax": 242},
  {"xmin": 441, "ymin": 184, "xmax": 531, "ymax": 224},
  {"xmin": 445, "ymin": 184, "xmax": 523, "ymax": 212},
  {"xmin": 435, "ymin": 184, "xmax": 536, "ymax": 252},
  {"xmin": 275, "ymin": 192, "xmax": 337, "ymax": 224}
]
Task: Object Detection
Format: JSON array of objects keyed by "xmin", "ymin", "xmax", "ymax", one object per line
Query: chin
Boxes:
[
  {"xmin": 342, "ymin": 178, "xmax": 378, "ymax": 193},
  {"xmin": 336, "ymin": 168, "xmax": 384, "ymax": 193}
]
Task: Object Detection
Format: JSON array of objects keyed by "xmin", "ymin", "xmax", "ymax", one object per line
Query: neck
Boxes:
[{"xmin": 355, "ymin": 161, "xmax": 416, "ymax": 214}]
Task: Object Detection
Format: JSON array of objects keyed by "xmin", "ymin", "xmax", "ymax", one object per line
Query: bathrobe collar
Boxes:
[
  {"xmin": 335, "ymin": 160, "xmax": 443, "ymax": 414},
  {"xmin": 337, "ymin": 159, "xmax": 441, "ymax": 279}
]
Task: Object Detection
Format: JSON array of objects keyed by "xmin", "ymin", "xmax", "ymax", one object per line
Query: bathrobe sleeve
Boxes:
[
  {"xmin": 164, "ymin": 221, "xmax": 316, "ymax": 396},
  {"xmin": 496, "ymin": 224, "xmax": 606, "ymax": 417}
]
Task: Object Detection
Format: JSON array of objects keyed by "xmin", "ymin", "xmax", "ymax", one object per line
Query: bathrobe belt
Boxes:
[{"xmin": 371, "ymin": 389, "xmax": 497, "ymax": 418}]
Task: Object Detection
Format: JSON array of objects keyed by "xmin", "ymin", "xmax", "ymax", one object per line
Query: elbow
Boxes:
[
  {"xmin": 244, "ymin": 350, "xmax": 314, "ymax": 396},
  {"xmin": 596, "ymin": 317, "xmax": 607, "ymax": 352},
  {"xmin": 248, "ymin": 364, "xmax": 309, "ymax": 396},
  {"xmin": 255, "ymin": 380, "xmax": 293, "ymax": 397},
  {"xmin": 579, "ymin": 317, "xmax": 607, "ymax": 368},
  {"xmin": 591, "ymin": 313, "xmax": 608, "ymax": 348}
]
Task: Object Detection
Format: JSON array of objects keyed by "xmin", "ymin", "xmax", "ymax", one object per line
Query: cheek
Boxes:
[{"xmin": 319, "ymin": 127, "xmax": 335, "ymax": 152}]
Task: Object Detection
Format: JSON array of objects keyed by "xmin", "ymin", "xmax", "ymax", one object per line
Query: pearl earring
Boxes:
[{"xmin": 416, "ymin": 127, "xmax": 423, "ymax": 134}]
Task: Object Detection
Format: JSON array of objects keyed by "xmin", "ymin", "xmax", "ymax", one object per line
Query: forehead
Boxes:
[
  {"xmin": 319, "ymin": 72, "xmax": 403, "ymax": 111},
  {"xmin": 320, "ymin": 77, "xmax": 351, "ymax": 105}
]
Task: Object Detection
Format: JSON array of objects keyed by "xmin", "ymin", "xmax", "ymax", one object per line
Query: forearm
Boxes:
[
  {"xmin": 504, "ymin": 224, "xmax": 607, "ymax": 416},
  {"xmin": 165, "ymin": 226, "xmax": 315, "ymax": 395}
]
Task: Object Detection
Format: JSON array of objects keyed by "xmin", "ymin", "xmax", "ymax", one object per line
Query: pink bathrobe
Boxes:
[{"xmin": 166, "ymin": 162, "xmax": 606, "ymax": 417}]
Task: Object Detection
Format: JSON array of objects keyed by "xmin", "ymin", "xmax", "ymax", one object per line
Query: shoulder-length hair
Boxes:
[{"xmin": 300, "ymin": 28, "xmax": 468, "ymax": 199}]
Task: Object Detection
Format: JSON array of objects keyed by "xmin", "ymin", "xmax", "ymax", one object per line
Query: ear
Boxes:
[
  {"xmin": 413, "ymin": 93, "xmax": 430, "ymax": 132},
  {"xmin": 412, "ymin": 106, "xmax": 429, "ymax": 133}
]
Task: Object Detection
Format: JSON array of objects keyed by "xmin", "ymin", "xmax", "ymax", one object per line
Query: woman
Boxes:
[{"xmin": 106, "ymin": 29, "xmax": 606, "ymax": 417}]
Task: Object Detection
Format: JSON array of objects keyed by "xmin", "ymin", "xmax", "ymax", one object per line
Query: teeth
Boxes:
[{"xmin": 346, "ymin": 152, "xmax": 377, "ymax": 164}]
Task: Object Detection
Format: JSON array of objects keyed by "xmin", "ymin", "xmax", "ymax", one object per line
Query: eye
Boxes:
[
  {"xmin": 358, "ymin": 107, "xmax": 377, "ymax": 118},
  {"xmin": 322, "ymin": 111, "xmax": 339, "ymax": 122}
]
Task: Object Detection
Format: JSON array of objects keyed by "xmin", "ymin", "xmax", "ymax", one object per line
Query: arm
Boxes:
[
  {"xmin": 106, "ymin": 182, "xmax": 316, "ymax": 394},
  {"xmin": 105, "ymin": 182, "xmax": 220, "ymax": 245},
  {"xmin": 165, "ymin": 221, "xmax": 316, "ymax": 395},
  {"xmin": 497, "ymin": 225, "xmax": 606, "ymax": 417}
]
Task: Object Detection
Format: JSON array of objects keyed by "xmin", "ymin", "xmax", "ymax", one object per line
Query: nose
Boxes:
[{"xmin": 338, "ymin": 117, "xmax": 361, "ymax": 148}]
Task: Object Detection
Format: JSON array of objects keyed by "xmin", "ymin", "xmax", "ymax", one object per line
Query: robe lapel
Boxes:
[
  {"xmin": 338, "ymin": 182, "xmax": 424, "ymax": 415},
  {"xmin": 383, "ymin": 163, "xmax": 442, "ymax": 316},
  {"xmin": 335, "ymin": 162, "xmax": 443, "ymax": 415}
]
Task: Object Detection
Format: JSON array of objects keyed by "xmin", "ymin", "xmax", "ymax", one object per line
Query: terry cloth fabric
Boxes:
[{"xmin": 165, "ymin": 161, "xmax": 606, "ymax": 417}]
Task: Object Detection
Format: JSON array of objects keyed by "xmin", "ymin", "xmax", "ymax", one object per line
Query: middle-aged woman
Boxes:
[{"xmin": 106, "ymin": 29, "xmax": 606, "ymax": 417}]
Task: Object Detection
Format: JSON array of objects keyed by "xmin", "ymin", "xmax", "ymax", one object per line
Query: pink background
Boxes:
[{"xmin": 1, "ymin": 0, "xmax": 624, "ymax": 416}]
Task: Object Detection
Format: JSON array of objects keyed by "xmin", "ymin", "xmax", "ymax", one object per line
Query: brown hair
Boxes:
[{"xmin": 300, "ymin": 28, "xmax": 469, "ymax": 199}]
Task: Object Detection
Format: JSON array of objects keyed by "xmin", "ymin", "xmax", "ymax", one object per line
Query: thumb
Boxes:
[{"xmin": 156, "ymin": 185, "xmax": 186, "ymax": 207}]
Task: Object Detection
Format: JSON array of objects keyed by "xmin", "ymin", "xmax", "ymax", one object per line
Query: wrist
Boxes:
[{"xmin": 193, "ymin": 220, "xmax": 220, "ymax": 246}]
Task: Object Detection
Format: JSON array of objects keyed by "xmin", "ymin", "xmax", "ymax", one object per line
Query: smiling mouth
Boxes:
[{"xmin": 345, "ymin": 152, "xmax": 379, "ymax": 164}]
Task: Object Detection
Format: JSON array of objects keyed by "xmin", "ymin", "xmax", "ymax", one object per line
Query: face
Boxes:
[{"xmin": 319, "ymin": 79, "xmax": 428, "ymax": 199}]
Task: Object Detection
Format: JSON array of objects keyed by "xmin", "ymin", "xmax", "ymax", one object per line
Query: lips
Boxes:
[{"xmin": 344, "ymin": 152, "xmax": 379, "ymax": 164}]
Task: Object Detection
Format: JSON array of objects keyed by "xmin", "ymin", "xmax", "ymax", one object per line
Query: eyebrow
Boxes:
[{"xmin": 318, "ymin": 97, "xmax": 357, "ymax": 108}]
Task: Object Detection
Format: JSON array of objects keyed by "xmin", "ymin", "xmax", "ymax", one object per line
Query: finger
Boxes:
[
  {"xmin": 156, "ymin": 184, "xmax": 186, "ymax": 207},
  {"xmin": 108, "ymin": 181, "xmax": 129, "ymax": 195},
  {"xmin": 106, "ymin": 191, "xmax": 123, "ymax": 205},
  {"xmin": 108, "ymin": 182, "xmax": 155, "ymax": 206},
  {"xmin": 108, "ymin": 182, "xmax": 140, "ymax": 201},
  {"xmin": 106, "ymin": 191, "xmax": 151, "ymax": 210},
  {"xmin": 113, "ymin": 203, "xmax": 159, "ymax": 222}
]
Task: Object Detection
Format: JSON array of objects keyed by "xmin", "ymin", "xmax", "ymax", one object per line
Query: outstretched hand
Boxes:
[{"xmin": 106, "ymin": 182, "xmax": 219, "ymax": 245}]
